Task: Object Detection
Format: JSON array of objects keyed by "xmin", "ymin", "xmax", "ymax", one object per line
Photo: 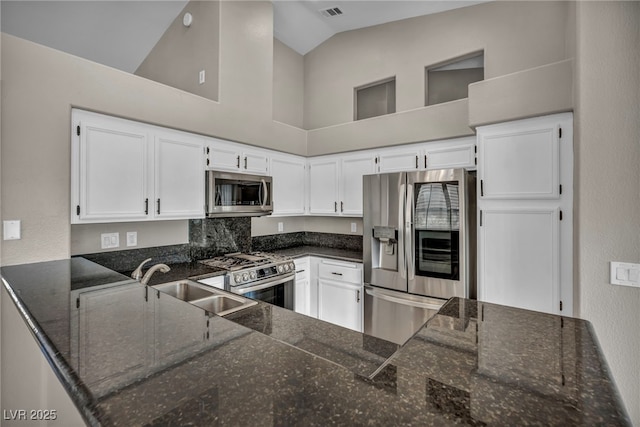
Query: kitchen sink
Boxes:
[
  {"xmin": 153, "ymin": 280, "xmax": 214, "ymax": 302},
  {"xmin": 152, "ymin": 280, "xmax": 257, "ymax": 316}
]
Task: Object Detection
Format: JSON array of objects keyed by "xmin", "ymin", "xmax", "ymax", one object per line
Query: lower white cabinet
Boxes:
[
  {"xmin": 293, "ymin": 257, "xmax": 310, "ymax": 315},
  {"xmin": 317, "ymin": 259, "xmax": 363, "ymax": 332}
]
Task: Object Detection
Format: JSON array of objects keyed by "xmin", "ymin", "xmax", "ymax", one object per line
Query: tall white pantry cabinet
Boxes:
[{"xmin": 476, "ymin": 113, "xmax": 573, "ymax": 316}]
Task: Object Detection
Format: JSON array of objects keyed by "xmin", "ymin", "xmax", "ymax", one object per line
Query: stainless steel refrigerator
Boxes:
[{"xmin": 363, "ymin": 168, "xmax": 476, "ymax": 344}]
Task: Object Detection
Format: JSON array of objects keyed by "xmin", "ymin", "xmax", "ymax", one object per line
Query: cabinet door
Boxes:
[
  {"xmin": 308, "ymin": 158, "xmax": 339, "ymax": 215},
  {"xmin": 377, "ymin": 147, "xmax": 421, "ymax": 173},
  {"xmin": 153, "ymin": 290, "xmax": 208, "ymax": 363},
  {"xmin": 340, "ymin": 153, "xmax": 376, "ymax": 216},
  {"xmin": 74, "ymin": 112, "xmax": 150, "ymax": 223},
  {"xmin": 242, "ymin": 150, "xmax": 269, "ymax": 175},
  {"xmin": 423, "ymin": 137, "xmax": 476, "ymax": 170},
  {"xmin": 207, "ymin": 139, "xmax": 241, "ymax": 171},
  {"xmin": 318, "ymin": 278, "xmax": 362, "ymax": 332},
  {"xmin": 478, "ymin": 208, "xmax": 560, "ymax": 314},
  {"xmin": 271, "ymin": 154, "xmax": 306, "ymax": 215},
  {"xmin": 78, "ymin": 284, "xmax": 150, "ymax": 396},
  {"xmin": 478, "ymin": 118, "xmax": 560, "ymax": 199},
  {"xmin": 294, "ymin": 257, "xmax": 310, "ymax": 315},
  {"xmin": 154, "ymin": 130, "xmax": 205, "ymax": 219}
]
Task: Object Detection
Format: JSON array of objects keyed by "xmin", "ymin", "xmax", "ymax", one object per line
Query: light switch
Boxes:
[
  {"xmin": 610, "ymin": 261, "xmax": 640, "ymax": 288},
  {"xmin": 3, "ymin": 220, "xmax": 21, "ymax": 240},
  {"xmin": 126, "ymin": 232, "xmax": 137, "ymax": 247},
  {"xmin": 101, "ymin": 233, "xmax": 119, "ymax": 249}
]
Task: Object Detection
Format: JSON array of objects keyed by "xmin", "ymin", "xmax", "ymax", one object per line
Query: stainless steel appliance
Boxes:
[
  {"xmin": 206, "ymin": 171, "xmax": 272, "ymax": 217},
  {"xmin": 199, "ymin": 252, "xmax": 294, "ymax": 310},
  {"xmin": 363, "ymin": 168, "xmax": 476, "ymax": 344}
]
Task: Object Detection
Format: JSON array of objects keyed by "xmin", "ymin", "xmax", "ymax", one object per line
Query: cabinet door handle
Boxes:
[
  {"xmin": 415, "ymin": 155, "xmax": 418, "ymax": 169},
  {"xmin": 424, "ymin": 155, "xmax": 427, "ymax": 168},
  {"xmin": 334, "ymin": 201, "xmax": 337, "ymax": 212},
  {"xmin": 331, "ymin": 272, "xmax": 343, "ymax": 276},
  {"xmin": 341, "ymin": 201, "xmax": 344, "ymax": 212},
  {"xmin": 356, "ymin": 290, "xmax": 361, "ymax": 303},
  {"xmin": 144, "ymin": 198, "xmax": 149, "ymax": 215},
  {"xmin": 157, "ymin": 198, "xmax": 161, "ymax": 215},
  {"xmin": 236, "ymin": 155, "xmax": 240, "ymax": 168},
  {"xmin": 244, "ymin": 156, "xmax": 247, "ymax": 169},
  {"xmin": 295, "ymin": 270, "xmax": 305, "ymax": 274}
]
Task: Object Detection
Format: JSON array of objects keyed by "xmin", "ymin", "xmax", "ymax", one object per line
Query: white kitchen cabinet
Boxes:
[
  {"xmin": 476, "ymin": 113, "xmax": 573, "ymax": 315},
  {"xmin": 317, "ymin": 259, "xmax": 363, "ymax": 332},
  {"xmin": 154, "ymin": 129, "xmax": 206, "ymax": 219},
  {"xmin": 271, "ymin": 153, "xmax": 307, "ymax": 215},
  {"xmin": 377, "ymin": 146, "xmax": 422, "ymax": 173},
  {"xmin": 308, "ymin": 157, "xmax": 340, "ymax": 215},
  {"xmin": 339, "ymin": 152, "xmax": 377, "ymax": 215},
  {"xmin": 206, "ymin": 138, "xmax": 269, "ymax": 175},
  {"xmin": 72, "ymin": 111, "xmax": 150, "ymax": 223},
  {"xmin": 294, "ymin": 257, "xmax": 310, "ymax": 316},
  {"xmin": 308, "ymin": 153, "xmax": 375, "ymax": 217},
  {"xmin": 423, "ymin": 137, "xmax": 476, "ymax": 170},
  {"xmin": 71, "ymin": 109, "xmax": 206, "ymax": 224}
]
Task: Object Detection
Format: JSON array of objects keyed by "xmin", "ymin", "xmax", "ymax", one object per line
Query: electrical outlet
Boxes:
[
  {"xmin": 199, "ymin": 70, "xmax": 205, "ymax": 84},
  {"xmin": 101, "ymin": 233, "xmax": 119, "ymax": 249},
  {"xmin": 126, "ymin": 231, "xmax": 137, "ymax": 247},
  {"xmin": 278, "ymin": 222, "xmax": 284, "ymax": 232},
  {"xmin": 3, "ymin": 220, "xmax": 21, "ymax": 240},
  {"xmin": 351, "ymin": 222, "xmax": 357, "ymax": 233}
]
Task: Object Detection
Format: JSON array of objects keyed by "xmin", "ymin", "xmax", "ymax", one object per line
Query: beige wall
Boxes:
[
  {"xmin": 135, "ymin": 1, "xmax": 220, "ymax": 102},
  {"xmin": 273, "ymin": 38, "xmax": 304, "ymax": 128},
  {"xmin": 575, "ymin": 2, "xmax": 640, "ymax": 423},
  {"xmin": 304, "ymin": 1, "xmax": 572, "ymax": 131}
]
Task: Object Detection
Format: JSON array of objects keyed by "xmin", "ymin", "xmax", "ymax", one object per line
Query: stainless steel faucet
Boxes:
[
  {"xmin": 131, "ymin": 258, "xmax": 152, "ymax": 281},
  {"xmin": 140, "ymin": 263, "xmax": 171, "ymax": 286}
]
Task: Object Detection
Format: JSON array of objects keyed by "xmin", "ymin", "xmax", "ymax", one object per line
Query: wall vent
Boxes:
[{"xmin": 319, "ymin": 7, "xmax": 343, "ymax": 18}]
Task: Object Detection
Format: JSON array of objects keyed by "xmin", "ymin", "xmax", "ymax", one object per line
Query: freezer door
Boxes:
[
  {"xmin": 363, "ymin": 285, "xmax": 445, "ymax": 345},
  {"xmin": 363, "ymin": 173, "xmax": 407, "ymax": 292}
]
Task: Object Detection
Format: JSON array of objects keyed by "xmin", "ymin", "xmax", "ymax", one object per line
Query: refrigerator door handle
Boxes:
[
  {"xmin": 365, "ymin": 288, "xmax": 443, "ymax": 311},
  {"xmin": 405, "ymin": 183, "xmax": 414, "ymax": 280},
  {"xmin": 399, "ymin": 183, "xmax": 406, "ymax": 279}
]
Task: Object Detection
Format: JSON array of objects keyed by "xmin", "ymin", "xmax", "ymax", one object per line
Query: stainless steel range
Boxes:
[{"xmin": 200, "ymin": 252, "xmax": 295, "ymax": 310}]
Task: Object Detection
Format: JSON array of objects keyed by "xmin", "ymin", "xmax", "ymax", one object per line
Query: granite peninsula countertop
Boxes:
[{"xmin": 1, "ymin": 258, "xmax": 630, "ymax": 426}]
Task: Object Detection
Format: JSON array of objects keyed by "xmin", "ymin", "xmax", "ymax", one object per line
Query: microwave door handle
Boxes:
[
  {"xmin": 260, "ymin": 179, "xmax": 269, "ymax": 210},
  {"xmin": 399, "ymin": 183, "xmax": 406, "ymax": 279},
  {"xmin": 406, "ymin": 183, "xmax": 414, "ymax": 280}
]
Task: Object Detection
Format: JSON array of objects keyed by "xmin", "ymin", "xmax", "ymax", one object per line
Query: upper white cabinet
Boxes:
[
  {"xmin": 376, "ymin": 137, "xmax": 476, "ymax": 173},
  {"xmin": 308, "ymin": 157, "xmax": 340, "ymax": 215},
  {"xmin": 206, "ymin": 138, "xmax": 269, "ymax": 175},
  {"xmin": 476, "ymin": 113, "xmax": 573, "ymax": 316},
  {"xmin": 270, "ymin": 153, "xmax": 306, "ymax": 215},
  {"xmin": 377, "ymin": 146, "xmax": 422, "ymax": 173},
  {"xmin": 154, "ymin": 130, "xmax": 205, "ymax": 219},
  {"xmin": 308, "ymin": 153, "xmax": 376, "ymax": 216},
  {"xmin": 73, "ymin": 111, "xmax": 151, "ymax": 223},
  {"xmin": 71, "ymin": 109, "xmax": 206, "ymax": 224}
]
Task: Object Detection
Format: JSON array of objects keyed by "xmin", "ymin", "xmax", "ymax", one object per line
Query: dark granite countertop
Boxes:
[
  {"xmin": 1, "ymin": 258, "xmax": 630, "ymax": 426},
  {"xmin": 120, "ymin": 261, "xmax": 226, "ymax": 286},
  {"xmin": 267, "ymin": 245, "xmax": 363, "ymax": 262}
]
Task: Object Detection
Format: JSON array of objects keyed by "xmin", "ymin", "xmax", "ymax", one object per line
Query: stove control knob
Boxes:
[
  {"xmin": 289, "ymin": 262, "xmax": 295, "ymax": 271},
  {"xmin": 284, "ymin": 263, "xmax": 290, "ymax": 272},
  {"xmin": 249, "ymin": 271, "xmax": 257, "ymax": 280},
  {"xmin": 242, "ymin": 273, "xmax": 249, "ymax": 282},
  {"xmin": 277, "ymin": 265, "xmax": 284, "ymax": 273},
  {"xmin": 234, "ymin": 274, "xmax": 241, "ymax": 284}
]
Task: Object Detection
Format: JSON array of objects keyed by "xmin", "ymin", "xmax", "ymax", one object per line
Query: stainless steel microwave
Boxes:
[{"xmin": 206, "ymin": 171, "xmax": 273, "ymax": 217}]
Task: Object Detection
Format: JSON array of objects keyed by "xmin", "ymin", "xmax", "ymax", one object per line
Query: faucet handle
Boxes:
[{"xmin": 132, "ymin": 258, "xmax": 153, "ymax": 281}]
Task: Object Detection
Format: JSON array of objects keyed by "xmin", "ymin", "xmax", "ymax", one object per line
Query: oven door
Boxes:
[{"xmin": 231, "ymin": 274, "xmax": 294, "ymax": 310}]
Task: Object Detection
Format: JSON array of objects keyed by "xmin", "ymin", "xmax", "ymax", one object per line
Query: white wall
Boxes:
[
  {"xmin": 575, "ymin": 2, "xmax": 640, "ymax": 423},
  {"xmin": 273, "ymin": 38, "xmax": 304, "ymax": 128}
]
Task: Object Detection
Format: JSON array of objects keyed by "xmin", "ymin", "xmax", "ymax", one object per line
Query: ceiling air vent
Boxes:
[{"xmin": 319, "ymin": 7, "xmax": 343, "ymax": 18}]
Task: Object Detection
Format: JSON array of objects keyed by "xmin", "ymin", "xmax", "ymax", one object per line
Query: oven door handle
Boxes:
[{"xmin": 234, "ymin": 274, "xmax": 294, "ymax": 294}]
